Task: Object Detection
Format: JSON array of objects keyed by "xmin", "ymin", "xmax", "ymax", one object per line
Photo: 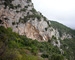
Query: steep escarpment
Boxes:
[
  {"xmin": 0, "ymin": 0, "xmax": 73, "ymax": 42},
  {"xmin": 0, "ymin": 0, "xmax": 75, "ymax": 60}
]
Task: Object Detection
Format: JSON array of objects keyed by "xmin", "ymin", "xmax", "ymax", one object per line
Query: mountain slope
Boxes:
[
  {"xmin": 0, "ymin": 23, "xmax": 75, "ymax": 60},
  {"xmin": 0, "ymin": 0, "xmax": 75, "ymax": 60},
  {"xmin": 0, "ymin": 26, "xmax": 64, "ymax": 60},
  {"xmin": 51, "ymin": 21, "xmax": 75, "ymax": 34},
  {"xmin": 51, "ymin": 21, "xmax": 75, "ymax": 37},
  {"xmin": 0, "ymin": 0, "xmax": 73, "ymax": 41},
  {"xmin": 0, "ymin": 26, "xmax": 44, "ymax": 60}
]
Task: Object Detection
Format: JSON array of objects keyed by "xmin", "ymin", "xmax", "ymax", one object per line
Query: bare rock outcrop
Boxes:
[{"xmin": 0, "ymin": 0, "xmax": 72, "ymax": 42}]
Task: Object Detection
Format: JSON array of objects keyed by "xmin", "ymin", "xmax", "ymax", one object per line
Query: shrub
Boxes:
[
  {"xmin": 4, "ymin": 0, "xmax": 14, "ymax": 9},
  {"xmin": 16, "ymin": 11, "xmax": 20, "ymax": 13},
  {"xmin": 12, "ymin": 22, "xmax": 15, "ymax": 25},
  {"xmin": 30, "ymin": 8, "xmax": 36, "ymax": 13},
  {"xmin": 25, "ymin": 6, "xmax": 28, "ymax": 8},
  {"xmin": 0, "ymin": 20, "xmax": 2, "ymax": 24},
  {"xmin": 41, "ymin": 53, "xmax": 48, "ymax": 58},
  {"xmin": 45, "ymin": 28, "xmax": 47, "ymax": 31},
  {"xmin": 49, "ymin": 54, "xmax": 64, "ymax": 60},
  {"xmin": 27, "ymin": 0, "xmax": 31, "ymax": 3},
  {"xmin": 31, "ymin": 45, "xmax": 38, "ymax": 55},
  {"xmin": 52, "ymin": 36, "xmax": 57, "ymax": 40},
  {"xmin": 9, "ymin": 4, "xmax": 14, "ymax": 9},
  {"xmin": 20, "ymin": 8, "xmax": 26, "ymax": 12},
  {"xmin": 1, "ymin": 49, "xmax": 22, "ymax": 60}
]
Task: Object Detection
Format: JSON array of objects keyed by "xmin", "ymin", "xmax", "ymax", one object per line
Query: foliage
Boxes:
[
  {"xmin": 4, "ymin": 0, "xmax": 14, "ymax": 9},
  {"xmin": 19, "ymin": 14, "xmax": 42, "ymax": 23},
  {"xmin": 12, "ymin": 22, "xmax": 16, "ymax": 25},
  {"xmin": 24, "ymin": 6, "xmax": 28, "ymax": 8},
  {"xmin": 0, "ymin": 26, "xmax": 75, "ymax": 60},
  {"xmin": 51, "ymin": 21, "xmax": 75, "ymax": 36},
  {"xmin": 0, "ymin": 20, "xmax": 2, "ymax": 24},
  {"xmin": 41, "ymin": 53, "xmax": 48, "ymax": 58},
  {"xmin": 49, "ymin": 53, "xmax": 64, "ymax": 60},
  {"xmin": 3, "ymin": 0, "xmax": 21, "ymax": 9},
  {"xmin": 30, "ymin": 8, "xmax": 36, "ymax": 14},
  {"xmin": 27, "ymin": 0, "xmax": 31, "ymax": 3},
  {"xmin": 20, "ymin": 8, "xmax": 26, "ymax": 12},
  {"xmin": 45, "ymin": 28, "xmax": 47, "ymax": 31},
  {"xmin": 60, "ymin": 38, "xmax": 75, "ymax": 60},
  {"xmin": 0, "ymin": 26, "xmax": 44, "ymax": 60}
]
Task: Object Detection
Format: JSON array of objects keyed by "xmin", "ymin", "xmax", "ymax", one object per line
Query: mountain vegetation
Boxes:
[
  {"xmin": 0, "ymin": 0, "xmax": 75, "ymax": 60},
  {"xmin": 0, "ymin": 25, "xmax": 75, "ymax": 60},
  {"xmin": 51, "ymin": 21, "xmax": 75, "ymax": 37}
]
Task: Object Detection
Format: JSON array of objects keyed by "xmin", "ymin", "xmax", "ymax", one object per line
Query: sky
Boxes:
[{"xmin": 32, "ymin": 0, "xmax": 75, "ymax": 29}]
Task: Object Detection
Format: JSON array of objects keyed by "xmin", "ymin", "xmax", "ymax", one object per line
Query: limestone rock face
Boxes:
[
  {"xmin": 0, "ymin": 8, "xmax": 11, "ymax": 28},
  {"xmin": 25, "ymin": 22, "xmax": 43, "ymax": 41},
  {"xmin": 0, "ymin": 0, "xmax": 72, "ymax": 41},
  {"xmin": 61, "ymin": 33, "xmax": 72, "ymax": 40}
]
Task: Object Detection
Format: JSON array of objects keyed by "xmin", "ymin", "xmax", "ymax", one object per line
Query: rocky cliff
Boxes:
[
  {"xmin": 0, "ymin": 0, "xmax": 75, "ymax": 60},
  {"xmin": 0, "ymin": 0, "xmax": 72, "ymax": 43}
]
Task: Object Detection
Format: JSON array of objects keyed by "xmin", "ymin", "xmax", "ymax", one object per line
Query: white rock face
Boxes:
[
  {"xmin": 12, "ymin": 0, "xmax": 27, "ymax": 8},
  {"xmin": 61, "ymin": 33, "xmax": 72, "ymax": 40},
  {"xmin": 47, "ymin": 27, "xmax": 60, "ymax": 39},
  {"xmin": 52, "ymin": 40, "xmax": 61, "ymax": 48},
  {"xmin": 57, "ymin": 40, "xmax": 61, "ymax": 48},
  {"xmin": 30, "ymin": 18, "xmax": 48, "ymax": 31},
  {"xmin": 25, "ymin": 22, "xmax": 43, "ymax": 41},
  {"xmin": 0, "ymin": 0, "xmax": 72, "ymax": 41}
]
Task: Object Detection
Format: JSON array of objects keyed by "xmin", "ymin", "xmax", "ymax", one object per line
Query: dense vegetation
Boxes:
[
  {"xmin": 0, "ymin": 26, "xmax": 75, "ymax": 60},
  {"xmin": 51, "ymin": 21, "xmax": 75, "ymax": 37},
  {"xmin": 50, "ymin": 21, "xmax": 75, "ymax": 60},
  {"xmin": 0, "ymin": 26, "xmax": 65, "ymax": 60},
  {"xmin": 60, "ymin": 38, "xmax": 75, "ymax": 60},
  {"xmin": 0, "ymin": 26, "xmax": 43, "ymax": 60}
]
